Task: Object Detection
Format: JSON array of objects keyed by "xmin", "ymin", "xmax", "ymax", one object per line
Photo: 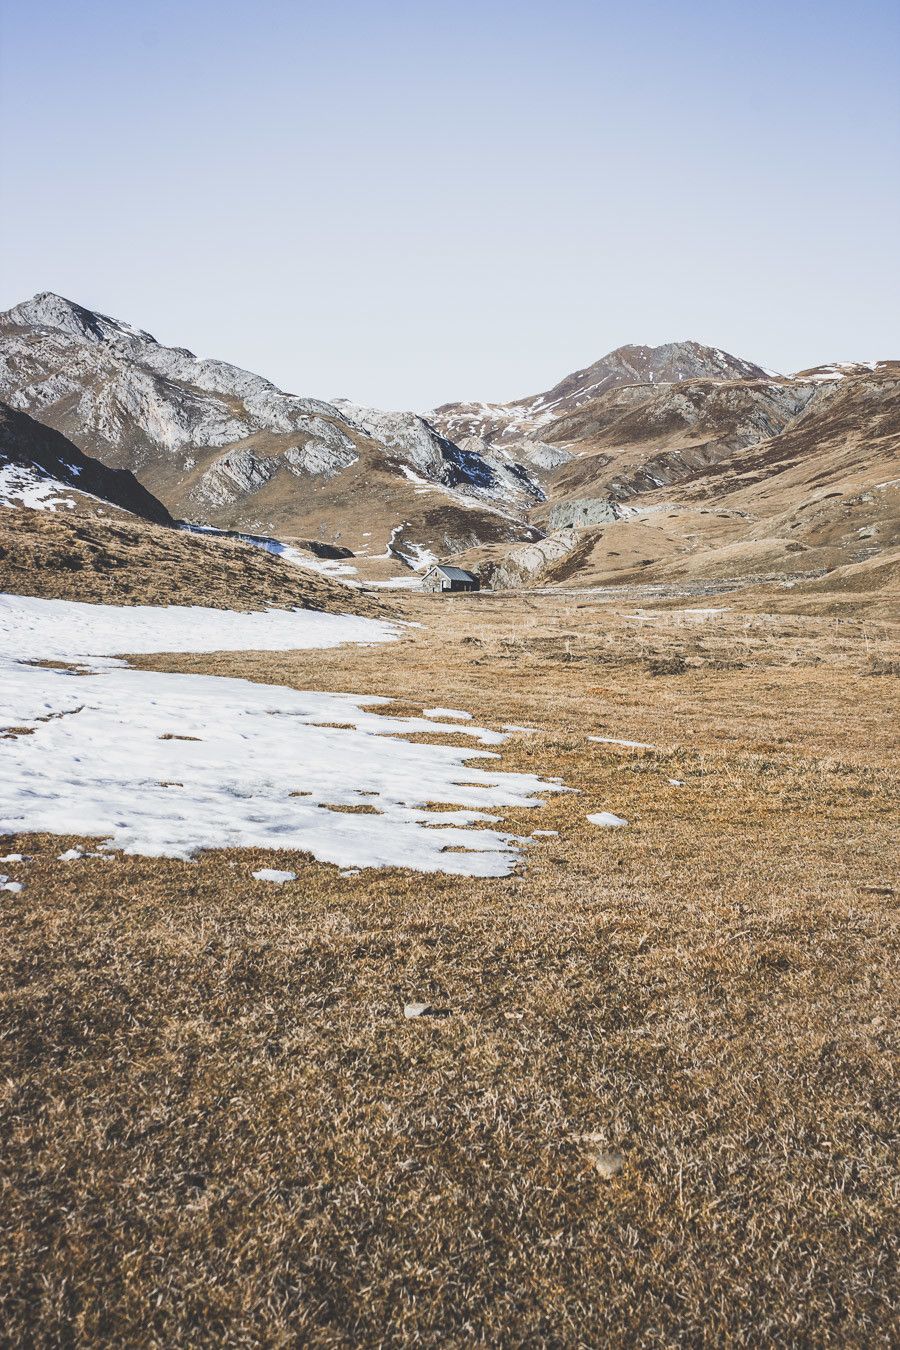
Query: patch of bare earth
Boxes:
[{"xmin": 1, "ymin": 591, "xmax": 898, "ymax": 1344}]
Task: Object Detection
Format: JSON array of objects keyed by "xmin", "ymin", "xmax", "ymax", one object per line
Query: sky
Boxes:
[{"xmin": 1, "ymin": 0, "xmax": 898, "ymax": 410}]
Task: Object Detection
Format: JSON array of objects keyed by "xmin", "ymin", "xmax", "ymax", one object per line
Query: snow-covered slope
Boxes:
[{"xmin": 0, "ymin": 400, "xmax": 172, "ymax": 522}]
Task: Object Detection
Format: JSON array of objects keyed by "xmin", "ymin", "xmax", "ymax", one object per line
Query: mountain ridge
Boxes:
[
  {"xmin": 1, "ymin": 292, "xmax": 896, "ymax": 592},
  {"xmin": 0, "ymin": 293, "xmax": 544, "ymax": 559}
]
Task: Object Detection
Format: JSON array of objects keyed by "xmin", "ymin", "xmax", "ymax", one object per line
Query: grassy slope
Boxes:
[
  {"xmin": 1, "ymin": 591, "xmax": 898, "ymax": 1344},
  {"xmin": 0, "ymin": 506, "xmax": 385, "ymax": 615}
]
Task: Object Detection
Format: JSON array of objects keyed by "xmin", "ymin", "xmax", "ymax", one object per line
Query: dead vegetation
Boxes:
[
  {"xmin": 1, "ymin": 591, "xmax": 898, "ymax": 1344},
  {"xmin": 0, "ymin": 508, "xmax": 385, "ymax": 615}
]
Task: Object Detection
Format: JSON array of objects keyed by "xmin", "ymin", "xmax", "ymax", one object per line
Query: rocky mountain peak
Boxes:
[
  {"xmin": 430, "ymin": 340, "xmax": 776, "ymax": 460},
  {"xmin": 0, "ymin": 294, "xmax": 546, "ymax": 555},
  {"xmin": 6, "ymin": 292, "xmax": 159, "ymax": 347},
  {"xmin": 523, "ymin": 340, "xmax": 773, "ymax": 416}
]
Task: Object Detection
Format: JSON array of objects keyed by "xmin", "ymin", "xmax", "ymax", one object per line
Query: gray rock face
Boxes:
[
  {"xmin": 0, "ymin": 293, "xmax": 543, "ymax": 527},
  {"xmin": 334, "ymin": 399, "xmax": 544, "ymax": 511},
  {"xmin": 0, "ymin": 293, "xmax": 344, "ymax": 468},
  {"xmin": 548, "ymin": 497, "xmax": 620, "ymax": 530},
  {"xmin": 475, "ymin": 530, "xmax": 580, "ymax": 590}
]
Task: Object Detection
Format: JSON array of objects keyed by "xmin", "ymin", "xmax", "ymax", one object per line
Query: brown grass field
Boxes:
[
  {"xmin": 1, "ymin": 586, "xmax": 898, "ymax": 1345},
  {"xmin": 0, "ymin": 508, "xmax": 386, "ymax": 616}
]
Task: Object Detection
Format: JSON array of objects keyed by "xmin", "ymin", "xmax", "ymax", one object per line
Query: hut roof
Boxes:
[{"xmin": 428, "ymin": 565, "xmax": 477, "ymax": 582}]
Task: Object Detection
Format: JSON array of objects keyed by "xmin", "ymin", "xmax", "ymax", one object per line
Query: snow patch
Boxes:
[
  {"xmin": 0, "ymin": 594, "xmax": 563, "ymax": 877},
  {"xmin": 0, "ymin": 463, "xmax": 76, "ymax": 511},
  {"xmin": 589, "ymin": 735, "xmax": 656, "ymax": 750}
]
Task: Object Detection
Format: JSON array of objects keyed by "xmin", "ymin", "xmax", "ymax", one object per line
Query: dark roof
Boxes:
[{"xmin": 429, "ymin": 565, "xmax": 477, "ymax": 581}]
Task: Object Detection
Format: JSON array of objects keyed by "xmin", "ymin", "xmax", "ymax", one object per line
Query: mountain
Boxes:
[
  {"xmin": 458, "ymin": 363, "xmax": 900, "ymax": 594},
  {"xmin": 0, "ymin": 400, "xmax": 387, "ymax": 614},
  {"xmin": 430, "ymin": 342, "xmax": 899, "ymax": 594},
  {"xmin": 430, "ymin": 341, "xmax": 773, "ymax": 468},
  {"xmin": 2, "ymin": 298, "xmax": 895, "ymax": 594},
  {"xmin": 0, "ymin": 293, "xmax": 543, "ymax": 562},
  {"xmin": 0, "ymin": 400, "xmax": 172, "ymax": 523}
]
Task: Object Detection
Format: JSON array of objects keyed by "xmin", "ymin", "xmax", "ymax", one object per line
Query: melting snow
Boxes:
[
  {"xmin": 589, "ymin": 735, "xmax": 656, "ymax": 750},
  {"xmin": 0, "ymin": 594, "xmax": 563, "ymax": 876},
  {"xmin": 2, "ymin": 593, "xmax": 392, "ymax": 662},
  {"xmin": 0, "ymin": 463, "xmax": 76, "ymax": 511},
  {"xmin": 587, "ymin": 812, "xmax": 629, "ymax": 828},
  {"xmin": 394, "ymin": 541, "xmax": 438, "ymax": 572},
  {"xmin": 424, "ymin": 708, "xmax": 473, "ymax": 721},
  {"xmin": 180, "ymin": 523, "xmax": 360, "ymax": 584},
  {"xmin": 252, "ymin": 868, "xmax": 296, "ymax": 884}
]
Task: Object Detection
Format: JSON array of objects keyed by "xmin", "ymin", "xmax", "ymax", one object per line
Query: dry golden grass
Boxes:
[
  {"xmin": 1, "ymin": 592, "xmax": 898, "ymax": 1345},
  {"xmin": 0, "ymin": 507, "xmax": 386, "ymax": 615}
]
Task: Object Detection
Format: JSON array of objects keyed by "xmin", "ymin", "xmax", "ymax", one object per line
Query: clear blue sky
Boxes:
[{"xmin": 1, "ymin": 0, "xmax": 898, "ymax": 408}]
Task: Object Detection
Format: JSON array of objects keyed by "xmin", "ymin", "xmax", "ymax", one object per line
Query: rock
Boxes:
[
  {"xmin": 592, "ymin": 1150, "xmax": 625, "ymax": 1179},
  {"xmin": 577, "ymin": 1134, "xmax": 625, "ymax": 1179},
  {"xmin": 475, "ymin": 530, "xmax": 580, "ymax": 590},
  {"xmin": 548, "ymin": 497, "xmax": 620, "ymax": 530},
  {"xmin": 403, "ymin": 1002, "xmax": 451, "ymax": 1019}
]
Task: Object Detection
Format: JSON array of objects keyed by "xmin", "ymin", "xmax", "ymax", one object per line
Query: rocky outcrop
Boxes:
[
  {"xmin": 334, "ymin": 400, "xmax": 544, "ymax": 511},
  {"xmin": 475, "ymin": 531, "xmax": 580, "ymax": 590},
  {"xmin": 548, "ymin": 497, "xmax": 620, "ymax": 530}
]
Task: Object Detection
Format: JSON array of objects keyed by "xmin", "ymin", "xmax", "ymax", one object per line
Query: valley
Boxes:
[
  {"xmin": 2, "ymin": 293, "xmax": 897, "ymax": 605},
  {"xmin": 0, "ymin": 294, "xmax": 897, "ymax": 1346}
]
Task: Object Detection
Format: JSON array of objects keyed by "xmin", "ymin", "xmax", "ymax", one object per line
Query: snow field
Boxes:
[{"xmin": 0, "ymin": 594, "xmax": 563, "ymax": 877}]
